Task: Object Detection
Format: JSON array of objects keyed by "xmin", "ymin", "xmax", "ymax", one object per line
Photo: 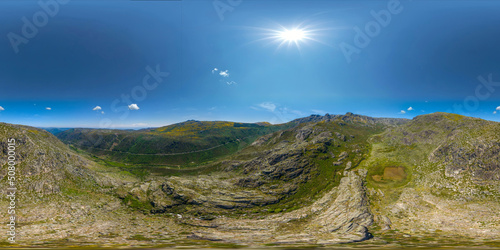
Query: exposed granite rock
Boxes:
[
  {"xmin": 338, "ymin": 151, "xmax": 348, "ymax": 161},
  {"xmin": 118, "ymin": 176, "xmax": 280, "ymax": 212},
  {"xmin": 295, "ymin": 125, "xmax": 314, "ymax": 141},
  {"xmin": 380, "ymin": 215, "xmax": 392, "ymax": 230},
  {"xmin": 346, "ymin": 161, "xmax": 353, "ymax": 170},
  {"xmin": 250, "ymin": 133, "xmax": 273, "ymax": 146},
  {"xmin": 335, "ymin": 132, "xmax": 346, "ymax": 141},
  {"xmin": 311, "ymin": 170, "xmax": 373, "ymax": 241}
]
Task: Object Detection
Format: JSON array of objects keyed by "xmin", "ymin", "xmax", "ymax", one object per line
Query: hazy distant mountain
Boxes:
[{"xmin": 40, "ymin": 127, "xmax": 72, "ymax": 135}]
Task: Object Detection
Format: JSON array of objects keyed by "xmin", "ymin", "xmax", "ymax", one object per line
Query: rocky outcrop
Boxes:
[
  {"xmin": 117, "ymin": 177, "xmax": 280, "ymax": 212},
  {"xmin": 335, "ymin": 132, "xmax": 347, "ymax": 141},
  {"xmin": 184, "ymin": 170, "xmax": 375, "ymax": 245},
  {"xmin": 311, "ymin": 170, "xmax": 373, "ymax": 242},
  {"xmin": 295, "ymin": 125, "xmax": 314, "ymax": 141},
  {"xmin": 430, "ymin": 140, "xmax": 500, "ymax": 181}
]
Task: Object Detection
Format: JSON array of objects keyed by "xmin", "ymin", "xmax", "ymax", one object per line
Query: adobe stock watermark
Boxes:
[
  {"xmin": 5, "ymin": 139, "xmax": 17, "ymax": 243},
  {"xmin": 7, "ymin": 0, "xmax": 70, "ymax": 54},
  {"xmin": 213, "ymin": 0, "xmax": 242, "ymax": 21},
  {"xmin": 447, "ymin": 74, "xmax": 500, "ymax": 115},
  {"xmin": 81, "ymin": 65, "xmax": 170, "ymax": 147},
  {"xmin": 339, "ymin": 0, "xmax": 404, "ymax": 64}
]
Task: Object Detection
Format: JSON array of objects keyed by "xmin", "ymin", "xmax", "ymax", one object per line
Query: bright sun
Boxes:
[
  {"xmin": 262, "ymin": 25, "xmax": 318, "ymax": 50},
  {"xmin": 279, "ymin": 28, "xmax": 307, "ymax": 42},
  {"xmin": 251, "ymin": 23, "xmax": 325, "ymax": 51}
]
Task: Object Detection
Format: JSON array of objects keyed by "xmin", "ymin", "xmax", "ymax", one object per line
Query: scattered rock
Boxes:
[
  {"xmin": 335, "ymin": 132, "xmax": 347, "ymax": 141},
  {"xmin": 346, "ymin": 161, "xmax": 353, "ymax": 170},
  {"xmin": 338, "ymin": 151, "xmax": 349, "ymax": 161}
]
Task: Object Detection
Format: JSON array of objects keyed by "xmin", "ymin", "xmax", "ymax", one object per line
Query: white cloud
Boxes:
[
  {"xmin": 496, "ymin": 106, "xmax": 500, "ymax": 111},
  {"xmin": 46, "ymin": 107, "xmax": 52, "ymax": 110},
  {"xmin": 257, "ymin": 102, "xmax": 276, "ymax": 112},
  {"xmin": 128, "ymin": 104, "xmax": 140, "ymax": 110},
  {"xmin": 400, "ymin": 110, "xmax": 406, "ymax": 114},
  {"xmin": 493, "ymin": 111, "xmax": 497, "ymax": 114},
  {"xmin": 407, "ymin": 107, "xmax": 414, "ymax": 111},
  {"xmin": 0, "ymin": 106, "xmax": 4, "ymax": 111},
  {"xmin": 93, "ymin": 106, "xmax": 102, "ymax": 111},
  {"xmin": 219, "ymin": 70, "xmax": 229, "ymax": 77},
  {"xmin": 101, "ymin": 111, "xmax": 105, "ymax": 114},
  {"xmin": 212, "ymin": 67, "xmax": 236, "ymax": 85}
]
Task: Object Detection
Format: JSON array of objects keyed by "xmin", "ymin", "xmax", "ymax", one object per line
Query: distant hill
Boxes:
[{"xmin": 56, "ymin": 120, "xmax": 293, "ymax": 166}]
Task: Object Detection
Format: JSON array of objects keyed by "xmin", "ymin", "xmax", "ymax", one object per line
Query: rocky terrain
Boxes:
[{"xmin": 0, "ymin": 112, "xmax": 499, "ymax": 248}]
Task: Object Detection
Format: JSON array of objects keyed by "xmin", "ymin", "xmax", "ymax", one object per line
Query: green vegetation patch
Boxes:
[{"xmin": 122, "ymin": 195, "xmax": 153, "ymax": 212}]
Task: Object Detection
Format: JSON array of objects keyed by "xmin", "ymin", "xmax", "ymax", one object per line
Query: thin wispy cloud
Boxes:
[
  {"xmin": 0, "ymin": 106, "xmax": 4, "ymax": 111},
  {"xmin": 280, "ymin": 107, "xmax": 304, "ymax": 116},
  {"xmin": 494, "ymin": 111, "xmax": 497, "ymax": 114},
  {"xmin": 400, "ymin": 110, "xmax": 406, "ymax": 114},
  {"xmin": 212, "ymin": 68, "xmax": 218, "ymax": 74},
  {"xmin": 257, "ymin": 102, "xmax": 277, "ymax": 112},
  {"xmin": 251, "ymin": 102, "xmax": 305, "ymax": 124},
  {"xmin": 93, "ymin": 106, "xmax": 102, "ymax": 111},
  {"xmin": 46, "ymin": 107, "xmax": 52, "ymax": 110},
  {"xmin": 132, "ymin": 123, "xmax": 148, "ymax": 127},
  {"xmin": 407, "ymin": 107, "xmax": 414, "ymax": 111},
  {"xmin": 128, "ymin": 104, "xmax": 140, "ymax": 110},
  {"xmin": 312, "ymin": 109, "xmax": 327, "ymax": 114}
]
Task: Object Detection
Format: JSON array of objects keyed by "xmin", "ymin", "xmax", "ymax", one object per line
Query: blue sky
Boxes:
[{"xmin": 1, "ymin": 0, "xmax": 500, "ymax": 128}]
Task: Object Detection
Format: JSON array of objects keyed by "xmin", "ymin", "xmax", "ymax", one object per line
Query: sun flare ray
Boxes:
[{"xmin": 258, "ymin": 24, "xmax": 322, "ymax": 51}]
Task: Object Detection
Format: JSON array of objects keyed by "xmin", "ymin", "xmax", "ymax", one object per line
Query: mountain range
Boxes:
[{"xmin": 0, "ymin": 112, "xmax": 499, "ymax": 248}]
